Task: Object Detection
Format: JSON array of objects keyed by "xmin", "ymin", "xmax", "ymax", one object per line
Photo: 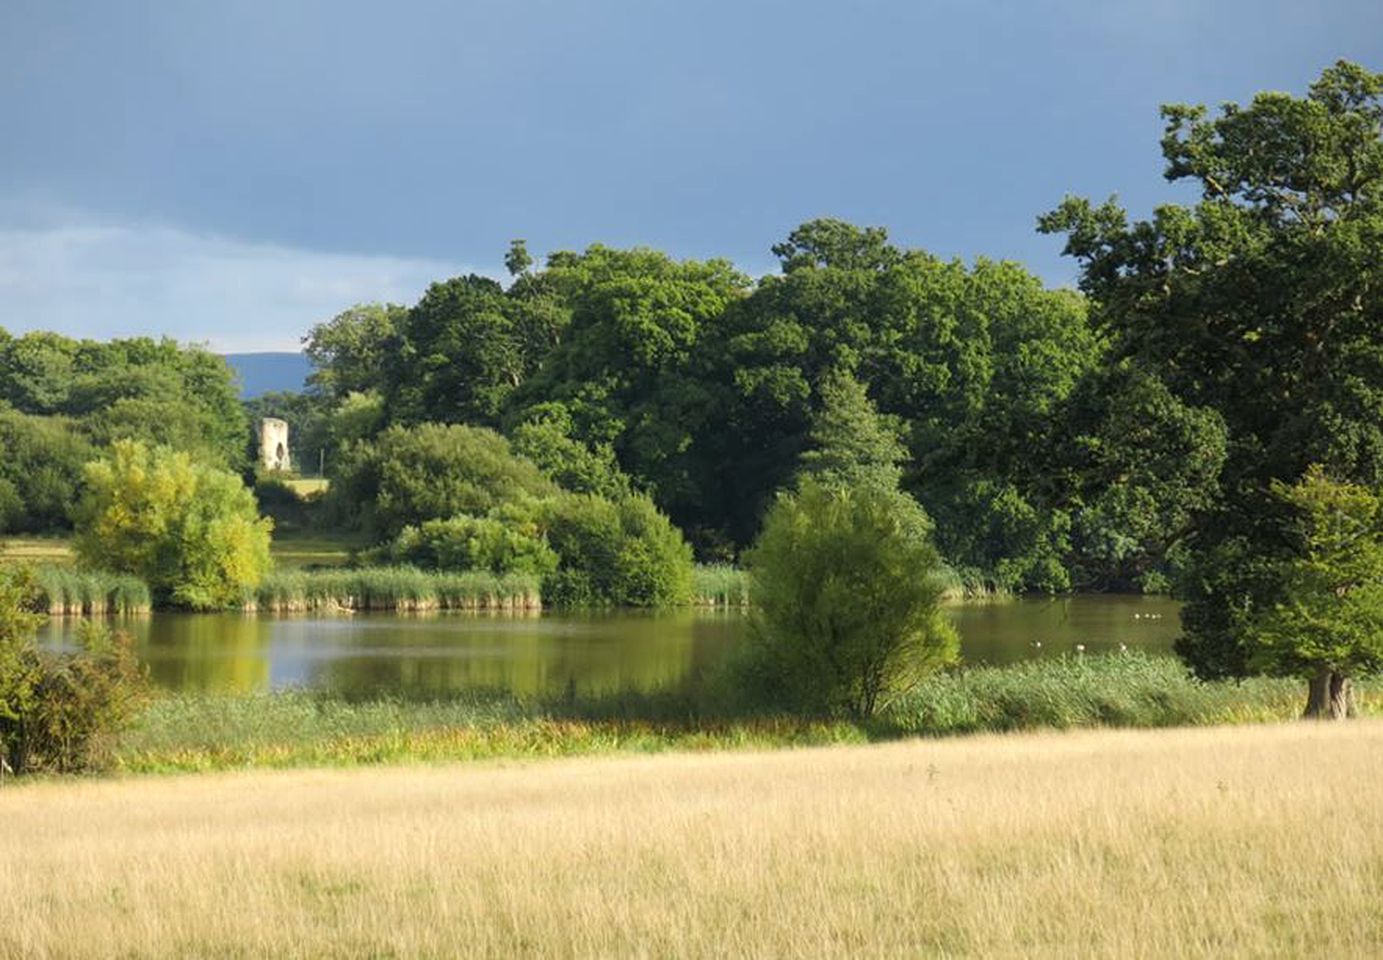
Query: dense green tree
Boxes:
[
  {"xmin": 302, "ymin": 303, "xmax": 404, "ymax": 398},
  {"xmin": 743, "ymin": 480, "xmax": 957, "ymax": 718},
  {"xmin": 1063, "ymin": 364, "xmax": 1228, "ymax": 591},
  {"xmin": 0, "ymin": 411, "xmax": 95, "ymax": 533},
  {"xmin": 1041, "ymin": 60, "xmax": 1383, "ymax": 678},
  {"xmin": 329, "ymin": 423, "xmax": 557, "ymax": 538},
  {"xmin": 508, "ymin": 245, "xmax": 751, "ymax": 529},
  {"xmin": 509, "ymin": 403, "xmax": 632, "ymax": 499},
  {"xmin": 0, "ymin": 331, "xmax": 247, "ymax": 469},
  {"xmin": 74, "ymin": 441, "xmax": 272, "ymax": 610},
  {"xmin": 384, "ymin": 276, "xmax": 551, "ymax": 426},
  {"xmin": 797, "ymin": 367, "xmax": 907, "ymax": 491},
  {"xmin": 707, "ymin": 221, "xmax": 1099, "ymax": 584},
  {"xmin": 1241, "ymin": 467, "xmax": 1383, "ymax": 718}
]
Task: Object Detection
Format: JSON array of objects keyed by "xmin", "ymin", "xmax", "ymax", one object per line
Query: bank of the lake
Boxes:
[{"xmin": 113, "ymin": 652, "xmax": 1377, "ymax": 775}]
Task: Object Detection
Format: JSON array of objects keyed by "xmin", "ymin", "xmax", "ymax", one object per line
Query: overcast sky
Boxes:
[{"xmin": 2, "ymin": 1, "xmax": 1380, "ymax": 350}]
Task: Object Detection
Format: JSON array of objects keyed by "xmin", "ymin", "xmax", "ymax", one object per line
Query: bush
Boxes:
[
  {"xmin": 0, "ymin": 568, "xmax": 147, "ymax": 774},
  {"xmin": 542, "ymin": 493, "xmax": 695, "ymax": 607},
  {"xmin": 743, "ymin": 480, "xmax": 958, "ymax": 718},
  {"xmin": 328, "ymin": 423, "xmax": 557, "ymax": 538},
  {"xmin": 74, "ymin": 440, "xmax": 273, "ymax": 610},
  {"xmin": 383, "ymin": 512, "xmax": 559, "ymax": 577}
]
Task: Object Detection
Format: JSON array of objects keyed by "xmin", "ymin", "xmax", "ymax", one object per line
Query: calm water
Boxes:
[{"xmin": 35, "ymin": 596, "xmax": 1181, "ymax": 698}]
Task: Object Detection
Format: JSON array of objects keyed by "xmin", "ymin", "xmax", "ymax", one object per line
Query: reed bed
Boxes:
[
  {"xmin": 32, "ymin": 565, "xmax": 152, "ymax": 616},
  {"xmin": 248, "ymin": 566, "xmax": 542, "ymax": 613},
  {"xmin": 112, "ymin": 654, "xmax": 1379, "ymax": 775},
  {"xmin": 4, "ymin": 722, "xmax": 1381, "ymax": 957},
  {"xmin": 692, "ymin": 563, "xmax": 751, "ymax": 606}
]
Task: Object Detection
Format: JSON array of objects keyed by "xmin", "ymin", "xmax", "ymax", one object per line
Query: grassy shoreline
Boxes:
[{"xmin": 111, "ymin": 653, "xmax": 1378, "ymax": 776}]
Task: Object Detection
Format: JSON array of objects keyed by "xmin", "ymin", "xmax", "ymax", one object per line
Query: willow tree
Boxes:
[{"xmin": 1041, "ymin": 61, "xmax": 1383, "ymax": 713}]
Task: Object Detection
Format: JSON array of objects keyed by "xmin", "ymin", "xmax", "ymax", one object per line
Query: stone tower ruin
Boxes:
[{"xmin": 259, "ymin": 418, "xmax": 290, "ymax": 472}]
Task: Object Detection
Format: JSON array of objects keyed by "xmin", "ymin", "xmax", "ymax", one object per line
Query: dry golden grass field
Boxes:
[{"xmin": 2, "ymin": 721, "xmax": 1381, "ymax": 958}]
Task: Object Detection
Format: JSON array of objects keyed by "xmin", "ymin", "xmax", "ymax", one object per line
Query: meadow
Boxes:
[{"xmin": 3, "ymin": 720, "xmax": 1379, "ymax": 958}]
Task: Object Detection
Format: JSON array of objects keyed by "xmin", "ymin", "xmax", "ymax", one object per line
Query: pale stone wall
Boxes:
[{"xmin": 259, "ymin": 418, "xmax": 290, "ymax": 472}]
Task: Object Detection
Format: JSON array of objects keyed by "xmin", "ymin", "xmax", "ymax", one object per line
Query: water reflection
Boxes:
[{"xmin": 35, "ymin": 597, "xmax": 1182, "ymax": 699}]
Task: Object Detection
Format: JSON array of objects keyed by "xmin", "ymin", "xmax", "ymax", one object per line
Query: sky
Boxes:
[{"xmin": 2, "ymin": 1, "xmax": 1381, "ymax": 351}]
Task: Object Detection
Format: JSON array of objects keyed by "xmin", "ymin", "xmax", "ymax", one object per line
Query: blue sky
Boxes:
[{"xmin": 2, "ymin": 1, "xmax": 1380, "ymax": 350}]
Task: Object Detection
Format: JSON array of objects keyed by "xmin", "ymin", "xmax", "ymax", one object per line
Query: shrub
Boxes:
[
  {"xmin": 328, "ymin": 423, "xmax": 557, "ymax": 538},
  {"xmin": 383, "ymin": 511, "xmax": 559, "ymax": 577},
  {"xmin": 542, "ymin": 493, "xmax": 694, "ymax": 607},
  {"xmin": 0, "ymin": 568, "xmax": 147, "ymax": 774},
  {"xmin": 73, "ymin": 440, "xmax": 273, "ymax": 610},
  {"xmin": 742, "ymin": 480, "xmax": 957, "ymax": 718}
]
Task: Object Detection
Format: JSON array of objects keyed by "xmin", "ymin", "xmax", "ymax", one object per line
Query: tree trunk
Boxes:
[{"xmin": 1303, "ymin": 668, "xmax": 1356, "ymax": 720}]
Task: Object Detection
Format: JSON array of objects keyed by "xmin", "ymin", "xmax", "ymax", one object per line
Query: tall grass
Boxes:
[
  {"xmin": 6, "ymin": 723, "xmax": 1383, "ymax": 957},
  {"xmin": 248, "ymin": 566, "xmax": 542, "ymax": 613},
  {"xmin": 935, "ymin": 563, "xmax": 1013, "ymax": 602},
  {"xmin": 693, "ymin": 563, "xmax": 751, "ymax": 606},
  {"xmin": 32, "ymin": 565, "xmax": 152, "ymax": 616},
  {"xmin": 111, "ymin": 653, "xmax": 1377, "ymax": 774},
  {"xmin": 885, "ymin": 652, "xmax": 1315, "ymax": 734}
]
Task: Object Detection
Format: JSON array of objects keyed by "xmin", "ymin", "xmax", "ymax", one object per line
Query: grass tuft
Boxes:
[
  {"xmin": 32, "ymin": 565, "xmax": 152, "ymax": 616},
  {"xmin": 692, "ymin": 563, "xmax": 751, "ymax": 607},
  {"xmin": 248, "ymin": 566, "xmax": 542, "ymax": 613}
]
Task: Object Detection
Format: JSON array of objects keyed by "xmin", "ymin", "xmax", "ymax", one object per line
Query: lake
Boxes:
[{"xmin": 35, "ymin": 595, "xmax": 1181, "ymax": 698}]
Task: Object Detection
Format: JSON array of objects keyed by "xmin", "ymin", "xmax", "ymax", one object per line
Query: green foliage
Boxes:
[
  {"xmin": 509, "ymin": 404, "xmax": 632, "ymax": 499},
  {"xmin": 1065, "ymin": 364, "xmax": 1228, "ymax": 591},
  {"xmin": 797, "ymin": 367, "xmax": 906, "ymax": 490},
  {"xmin": 384, "ymin": 277, "xmax": 549, "ymax": 425},
  {"xmin": 706, "ymin": 221, "xmax": 1100, "ymax": 581},
  {"xmin": 111, "ymin": 654, "xmax": 1363, "ymax": 775},
  {"xmin": 1241, "ymin": 468, "xmax": 1383, "ymax": 679},
  {"xmin": 383, "ymin": 513, "xmax": 559, "ymax": 577},
  {"xmin": 329, "ymin": 423, "xmax": 557, "ymax": 538},
  {"xmin": 542, "ymin": 493, "xmax": 695, "ymax": 607},
  {"xmin": 507, "ymin": 245, "xmax": 751, "ymax": 529},
  {"xmin": 743, "ymin": 480, "xmax": 958, "ymax": 718},
  {"xmin": 0, "ymin": 410, "xmax": 95, "ymax": 533},
  {"xmin": 0, "ymin": 330, "xmax": 247, "ymax": 469},
  {"xmin": 0, "ymin": 569, "xmax": 147, "ymax": 774},
  {"xmin": 303, "ymin": 303, "xmax": 405, "ymax": 398},
  {"xmin": 74, "ymin": 441, "xmax": 273, "ymax": 610},
  {"xmin": 1041, "ymin": 60, "xmax": 1383, "ymax": 675}
]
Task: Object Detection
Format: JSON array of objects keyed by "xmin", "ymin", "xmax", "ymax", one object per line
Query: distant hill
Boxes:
[{"xmin": 223, "ymin": 352, "xmax": 314, "ymax": 398}]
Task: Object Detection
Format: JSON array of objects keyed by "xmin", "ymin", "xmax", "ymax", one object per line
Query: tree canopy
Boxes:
[{"xmin": 1042, "ymin": 60, "xmax": 1383, "ymax": 699}]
